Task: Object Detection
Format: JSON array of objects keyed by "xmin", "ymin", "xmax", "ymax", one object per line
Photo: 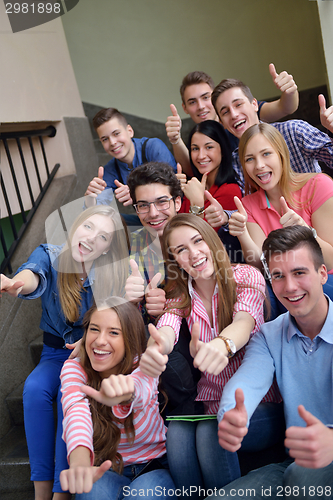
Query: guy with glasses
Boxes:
[{"xmin": 126, "ymin": 162, "xmax": 200, "ymax": 416}]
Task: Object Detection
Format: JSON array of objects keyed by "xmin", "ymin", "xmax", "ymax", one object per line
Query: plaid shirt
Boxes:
[
  {"xmin": 129, "ymin": 227, "xmax": 166, "ymax": 325},
  {"xmin": 232, "ymin": 119, "xmax": 333, "ymax": 194}
]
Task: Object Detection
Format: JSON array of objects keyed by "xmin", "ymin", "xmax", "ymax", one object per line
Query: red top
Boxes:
[{"xmin": 180, "ymin": 182, "xmax": 242, "ymax": 231}]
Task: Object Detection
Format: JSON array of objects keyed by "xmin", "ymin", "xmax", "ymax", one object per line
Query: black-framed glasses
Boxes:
[{"xmin": 133, "ymin": 197, "xmax": 175, "ymax": 214}]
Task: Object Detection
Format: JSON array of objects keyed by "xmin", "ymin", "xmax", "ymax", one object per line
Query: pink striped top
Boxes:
[
  {"xmin": 60, "ymin": 360, "xmax": 167, "ymax": 466},
  {"xmin": 157, "ymin": 264, "xmax": 280, "ymax": 414}
]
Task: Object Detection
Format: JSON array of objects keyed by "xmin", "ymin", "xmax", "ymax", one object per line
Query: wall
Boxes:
[{"xmin": 61, "ymin": 0, "xmax": 327, "ymax": 123}]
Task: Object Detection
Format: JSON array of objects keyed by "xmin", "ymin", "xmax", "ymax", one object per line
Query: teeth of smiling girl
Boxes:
[
  {"xmin": 93, "ymin": 349, "xmax": 110, "ymax": 355},
  {"xmin": 80, "ymin": 242, "xmax": 92, "ymax": 251},
  {"xmin": 192, "ymin": 257, "xmax": 206, "ymax": 268}
]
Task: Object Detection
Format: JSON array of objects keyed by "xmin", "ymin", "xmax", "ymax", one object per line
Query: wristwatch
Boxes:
[
  {"xmin": 217, "ymin": 336, "xmax": 237, "ymax": 358},
  {"xmin": 189, "ymin": 205, "xmax": 205, "ymax": 216}
]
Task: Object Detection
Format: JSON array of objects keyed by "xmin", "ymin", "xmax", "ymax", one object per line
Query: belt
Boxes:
[{"xmin": 43, "ymin": 331, "xmax": 66, "ymax": 349}]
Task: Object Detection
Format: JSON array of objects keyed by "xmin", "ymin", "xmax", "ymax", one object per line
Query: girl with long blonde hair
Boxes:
[{"xmin": 0, "ymin": 205, "xmax": 129, "ymax": 500}]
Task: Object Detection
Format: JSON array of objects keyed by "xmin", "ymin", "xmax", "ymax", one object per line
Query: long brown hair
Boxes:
[
  {"xmin": 80, "ymin": 297, "xmax": 147, "ymax": 472},
  {"xmin": 239, "ymin": 123, "xmax": 317, "ymax": 206},
  {"xmin": 57, "ymin": 205, "xmax": 130, "ymax": 322},
  {"xmin": 162, "ymin": 214, "xmax": 237, "ymax": 332}
]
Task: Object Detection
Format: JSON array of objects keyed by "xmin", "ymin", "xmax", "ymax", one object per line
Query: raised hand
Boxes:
[
  {"xmin": 85, "ymin": 167, "xmax": 106, "ymax": 197},
  {"xmin": 182, "ymin": 173, "xmax": 207, "ymax": 207},
  {"xmin": 139, "ymin": 324, "xmax": 169, "ymax": 378},
  {"xmin": 269, "ymin": 63, "xmax": 297, "ymax": 96},
  {"xmin": 66, "ymin": 338, "xmax": 83, "ymax": 359},
  {"xmin": 285, "ymin": 405, "xmax": 333, "ymax": 468},
  {"xmin": 190, "ymin": 323, "xmax": 229, "ymax": 376},
  {"xmin": 114, "ymin": 179, "xmax": 133, "ymax": 206},
  {"xmin": 319, "ymin": 94, "xmax": 333, "ymax": 134},
  {"xmin": 218, "ymin": 388, "xmax": 248, "ymax": 451},
  {"xmin": 81, "ymin": 374, "xmax": 135, "ymax": 407},
  {"xmin": 0, "ymin": 274, "xmax": 24, "ymax": 297},
  {"xmin": 279, "ymin": 196, "xmax": 307, "ymax": 228},
  {"xmin": 229, "ymin": 197, "xmax": 248, "ymax": 237},
  {"xmin": 165, "ymin": 104, "xmax": 182, "ymax": 145},
  {"xmin": 176, "ymin": 163, "xmax": 187, "ymax": 189},
  {"xmin": 145, "ymin": 272, "xmax": 166, "ymax": 317},
  {"xmin": 60, "ymin": 460, "xmax": 111, "ymax": 494},
  {"xmin": 125, "ymin": 260, "xmax": 144, "ymax": 303},
  {"xmin": 204, "ymin": 190, "xmax": 228, "ymax": 227}
]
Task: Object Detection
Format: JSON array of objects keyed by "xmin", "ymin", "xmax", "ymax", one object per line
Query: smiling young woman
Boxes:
[
  {"xmin": 139, "ymin": 214, "xmax": 283, "ymax": 498},
  {"xmin": 0, "ymin": 205, "xmax": 129, "ymax": 500}
]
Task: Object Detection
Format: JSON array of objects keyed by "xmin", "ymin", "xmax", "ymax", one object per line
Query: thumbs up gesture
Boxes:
[
  {"xmin": 139, "ymin": 324, "xmax": 170, "ymax": 378},
  {"xmin": 204, "ymin": 190, "xmax": 228, "ymax": 227},
  {"xmin": 285, "ymin": 405, "xmax": 333, "ymax": 468},
  {"xmin": 182, "ymin": 173, "xmax": 207, "ymax": 208},
  {"xmin": 279, "ymin": 196, "xmax": 307, "ymax": 228},
  {"xmin": 269, "ymin": 63, "xmax": 297, "ymax": 96},
  {"xmin": 318, "ymin": 94, "xmax": 333, "ymax": 133},
  {"xmin": 114, "ymin": 179, "xmax": 133, "ymax": 206},
  {"xmin": 85, "ymin": 166, "xmax": 106, "ymax": 197},
  {"xmin": 125, "ymin": 260, "xmax": 145, "ymax": 303},
  {"xmin": 165, "ymin": 104, "xmax": 182, "ymax": 145},
  {"xmin": 218, "ymin": 388, "xmax": 249, "ymax": 451},
  {"xmin": 229, "ymin": 197, "xmax": 248, "ymax": 237},
  {"xmin": 190, "ymin": 323, "xmax": 229, "ymax": 376},
  {"xmin": 176, "ymin": 163, "xmax": 187, "ymax": 189},
  {"xmin": 145, "ymin": 272, "xmax": 166, "ymax": 317}
]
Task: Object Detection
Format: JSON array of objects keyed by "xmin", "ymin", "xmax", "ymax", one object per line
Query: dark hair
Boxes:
[
  {"xmin": 262, "ymin": 226, "xmax": 324, "ymax": 271},
  {"xmin": 188, "ymin": 120, "xmax": 236, "ymax": 186},
  {"xmin": 80, "ymin": 297, "xmax": 147, "ymax": 472},
  {"xmin": 180, "ymin": 71, "xmax": 215, "ymax": 103},
  {"xmin": 127, "ymin": 162, "xmax": 183, "ymax": 204},
  {"xmin": 93, "ymin": 107, "xmax": 128, "ymax": 130},
  {"xmin": 212, "ymin": 79, "xmax": 254, "ymax": 116}
]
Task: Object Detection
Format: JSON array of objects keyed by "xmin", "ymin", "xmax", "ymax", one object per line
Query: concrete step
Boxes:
[
  {"xmin": 29, "ymin": 334, "xmax": 43, "ymax": 368},
  {"xmin": 0, "ymin": 426, "xmax": 33, "ymax": 496},
  {"xmin": 6, "ymin": 383, "xmax": 25, "ymax": 427}
]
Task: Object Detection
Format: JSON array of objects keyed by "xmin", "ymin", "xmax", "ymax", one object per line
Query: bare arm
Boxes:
[{"xmin": 1, "ymin": 269, "xmax": 40, "ymax": 297}]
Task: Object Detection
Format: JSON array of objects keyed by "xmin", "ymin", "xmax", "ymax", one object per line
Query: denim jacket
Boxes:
[{"xmin": 15, "ymin": 244, "xmax": 94, "ymax": 345}]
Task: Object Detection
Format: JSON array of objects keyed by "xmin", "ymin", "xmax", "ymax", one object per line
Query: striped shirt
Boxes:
[
  {"xmin": 232, "ymin": 119, "xmax": 333, "ymax": 193},
  {"xmin": 157, "ymin": 265, "xmax": 280, "ymax": 413},
  {"xmin": 61, "ymin": 360, "xmax": 166, "ymax": 466}
]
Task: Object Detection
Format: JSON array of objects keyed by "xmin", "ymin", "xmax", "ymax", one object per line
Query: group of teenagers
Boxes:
[{"xmin": 1, "ymin": 63, "xmax": 333, "ymax": 500}]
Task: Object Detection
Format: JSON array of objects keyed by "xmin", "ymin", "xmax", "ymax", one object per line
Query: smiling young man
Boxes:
[
  {"xmin": 126, "ymin": 162, "xmax": 200, "ymax": 415},
  {"xmin": 210, "ymin": 226, "xmax": 333, "ymax": 500},
  {"xmin": 165, "ymin": 65, "xmax": 299, "ymax": 176},
  {"xmin": 85, "ymin": 108, "xmax": 177, "ymax": 208},
  {"xmin": 212, "ymin": 79, "xmax": 333, "ymax": 192}
]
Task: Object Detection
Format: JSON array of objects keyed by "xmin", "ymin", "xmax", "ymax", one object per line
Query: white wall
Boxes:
[{"xmin": 61, "ymin": 0, "xmax": 327, "ymax": 122}]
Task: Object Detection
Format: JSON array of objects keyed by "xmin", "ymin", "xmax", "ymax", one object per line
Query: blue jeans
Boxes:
[
  {"xmin": 166, "ymin": 403, "xmax": 285, "ymax": 500},
  {"xmin": 23, "ymin": 344, "xmax": 70, "ymax": 493},
  {"xmin": 76, "ymin": 456, "xmax": 176, "ymax": 500},
  {"xmin": 208, "ymin": 458, "xmax": 333, "ymax": 499}
]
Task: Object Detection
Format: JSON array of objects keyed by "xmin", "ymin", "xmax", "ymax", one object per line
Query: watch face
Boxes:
[{"xmin": 228, "ymin": 339, "xmax": 237, "ymax": 354}]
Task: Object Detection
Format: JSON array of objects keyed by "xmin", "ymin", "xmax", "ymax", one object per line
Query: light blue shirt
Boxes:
[{"xmin": 218, "ymin": 296, "xmax": 333, "ymax": 429}]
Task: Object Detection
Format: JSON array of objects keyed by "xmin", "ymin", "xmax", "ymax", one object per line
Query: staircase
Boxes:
[{"xmin": 0, "ymin": 338, "xmax": 43, "ymax": 499}]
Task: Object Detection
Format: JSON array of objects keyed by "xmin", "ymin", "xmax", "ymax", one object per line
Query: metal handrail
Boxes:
[{"xmin": 0, "ymin": 125, "xmax": 60, "ymax": 274}]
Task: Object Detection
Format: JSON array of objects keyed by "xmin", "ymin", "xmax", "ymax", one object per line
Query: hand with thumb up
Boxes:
[
  {"xmin": 204, "ymin": 190, "xmax": 228, "ymax": 227},
  {"xmin": 229, "ymin": 197, "xmax": 248, "ymax": 237},
  {"xmin": 124, "ymin": 260, "xmax": 145, "ymax": 304}
]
